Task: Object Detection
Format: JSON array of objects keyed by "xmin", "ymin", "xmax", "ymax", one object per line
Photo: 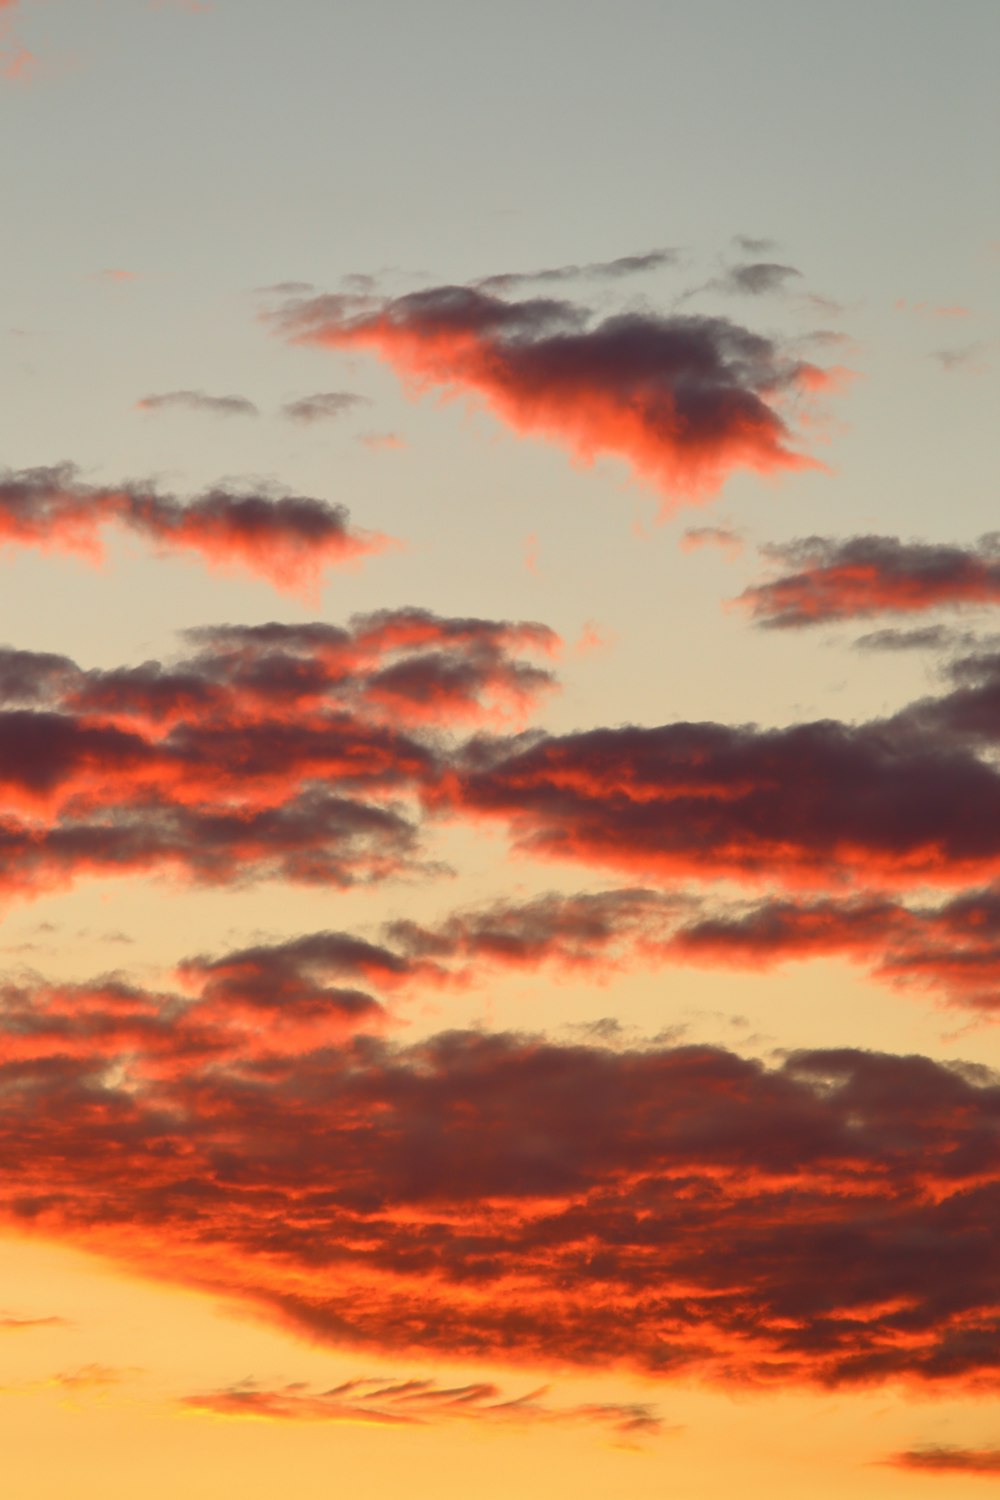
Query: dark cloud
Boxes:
[
  {"xmin": 738, "ymin": 535, "xmax": 1000, "ymax": 628},
  {"xmin": 446, "ymin": 712, "xmax": 1000, "ymax": 889},
  {"xmin": 281, "ymin": 391, "xmax": 370, "ymax": 423},
  {"xmin": 136, "ymin": 390, "xmax": 258, "ymax": 418},
  {"xmin": 2, "ymin": 982, "xmax": 1000, "ymax": 1387},
  {"xmin": 0, "ymin": 463, "xmax": 391, "ymax": 596},
  {"xmin": 0, "ymin": 611, "xmax": 556, "ymax": 905},
  {"xmin": 273, "ymin": 279, "xmax": 836, "ymax": 508}
]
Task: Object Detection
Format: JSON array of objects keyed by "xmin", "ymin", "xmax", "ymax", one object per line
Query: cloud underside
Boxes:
[
  {"xmin": 739, "ymin": 535, "xmax": 1000, "ymax": 627},
  {"xmin": 2, "ymin": 980, "xmax": 999, "ymax": 1388},
  {"xmin": 0, "ymin": 464, "xmax": 390, "ymax": 596},
  {"xmin": 274, "ymin": 283, "xmax": 837, "ymax": 509},
  {"xmin": 0, "ymin": 613, "xmax": 557, "ymax": 902},
  {"xmin": 7, "ymin": 627, "xmax": 1000, "ymax": 911}
]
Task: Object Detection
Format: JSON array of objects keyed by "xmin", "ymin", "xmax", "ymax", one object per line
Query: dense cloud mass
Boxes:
[
  {"xmin": 0, "ymin": 463, "xmax": 390, "ymax": 595},
  {"xmin": 739, "ymin": 535, "xmax": 1000, "ymax": 627},
  {"xmin": 274, "ymin": 282, "xmax": 836, "ymax": 507},
  {"xmin": 445, "ymin": 706, "xmax": 1000, "ymax": 887},
  {"xmin": 0, "ymin": 611, "xmax": 557, "ymax": 904},
  {"xmin": 2, "ymin": 960, "xmax": 999, "ymax": 1388}
]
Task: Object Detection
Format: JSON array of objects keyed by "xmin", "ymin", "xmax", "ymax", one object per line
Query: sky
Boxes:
[{"xmin": 2, "ymin": 2, "xmax": 999, "ymax": 1496}]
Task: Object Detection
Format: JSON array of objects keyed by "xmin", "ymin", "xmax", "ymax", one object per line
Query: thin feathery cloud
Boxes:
[
  {"xmin": 182, "ymin": 1377, "xmax": 663, "ymax": 1440},
  {"xmin": 136, "ymin": 390, "xmax": 258, "ymax": 418},
  {"xmin": 282, "ymin": 391, "xmax": 370, "ymax": 424},
  {"xmin": 476, "ymin": 247, "xmax": 679, "ymax": 292}
]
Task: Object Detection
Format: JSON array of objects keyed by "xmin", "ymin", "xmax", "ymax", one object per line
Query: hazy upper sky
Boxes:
[{"xmin": 2, "ymin": 3, "xmax": 999, "ymax": 1498}]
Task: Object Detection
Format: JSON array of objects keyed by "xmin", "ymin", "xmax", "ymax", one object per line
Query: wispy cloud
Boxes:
[
  {"xmin": 136, "ymin": 390, "xmax": 258, "ymax": 418},
  {"xmin": 182, "ymin": 1376, "xmax": 663, "ymax": 1440},
  {"xmin": 281, "ymin": 391, "xmax": 370, "ymax": 423}
]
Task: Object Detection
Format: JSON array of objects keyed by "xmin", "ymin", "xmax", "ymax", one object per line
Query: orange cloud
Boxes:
[
  {"xmin": 0, "ymin": 464, "xmax": 392, "ymax": 598},
  {"xmin": 738, "ymin": 535, "xmax": 1000, "ymax": 627},
  {"xmin": 1, "ymin": 982, "xmax": 999, "ymax": 1389},
  {"xmin": 274, "ymin": 280, "xmax": 836, "ymax": 511},
  {"xmin": 0, "ymin": 612, "xmax": 557, "ymax": 905}
]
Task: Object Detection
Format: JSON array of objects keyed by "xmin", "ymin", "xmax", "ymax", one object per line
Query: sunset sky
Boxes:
[{"xmin": 3, "ymin": 3, "xmax": 1000, "ymax": 1496}]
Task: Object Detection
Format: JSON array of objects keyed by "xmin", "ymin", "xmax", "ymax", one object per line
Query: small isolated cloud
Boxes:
[
  {"xmin": 93, "ymin": 269, "xmax": 138, "ymax": 285},
  {"xmin": 896, "ymin": 299, "xmax": 972, "ymax": 319},
  {"xmin": 884, "ymin": 1446, "xmax": 1000, "ymax": 1475},
  {"xmin": 137, "ymin": 390, "xmax": 258, "ymax": 418},
  {"xmin": 359, "ymin": 431, "xmax": 405, "ymax": 451},
  {"xmin": 713, "ymin": 262, "xmax": 803, "ymax": 297},
  {"xmin": 733, "ymin": 235, "xmax": 776, "ymax": 254},
  {"xmin": 181, "ymin": 1376, "xmax": 663, "ymax": 1441},
  {"xmin": 0, "ymin": 1314, "xmax": 69, "ymax": 1333},
  {"xmin": 931, "ymin": 342, "xmax": 991, "ymax": 374},
  {"xmin": 680, "ymin": 525, "xmax": 744, "ymax": 557},
  {"xmin": 282, "ymin": 391, "xmax": 370, "ymax": 424},
  {"xmin": 738, "ymin": 534, "xmax": 1000, "ymax": 628}
]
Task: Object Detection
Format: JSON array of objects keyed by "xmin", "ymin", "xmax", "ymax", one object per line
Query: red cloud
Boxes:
[
  {"xmin": 2, "ymin": 979, "xmax": 1000, "ymax": 1389},
  {"xmin": 274, "ymin": 282, "xmax": 836, "ymax": 510},
  {"xmin": 0, "ymin": 611, "xmax": 556, "ymax": 906},
  {"xmin": 445, "ymin": 714, "xmax": 1000, "ymax": 889},
  {"xmin": 738, "ymin": 535, "xmax": 1000, "ymax": 627},
  {"xmin": 0, "ymin": 464, "xmax": 392, "ymax": 598}
]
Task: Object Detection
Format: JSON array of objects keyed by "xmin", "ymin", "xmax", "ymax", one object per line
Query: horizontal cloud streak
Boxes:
[
  {"xmin": 137, "ymin": 390, "xmax": 258, "ymax": 418},
  {"xmin": 182, "ymin": 1376, "xmax": 662, "ymax": 1438},
  {"xmin": 739, "ymin": 535, "xmax": 1000, "ymax": 627},
  {"xmin": 0, "ymin": 464, "xmax": 391, "ymax": 595}
]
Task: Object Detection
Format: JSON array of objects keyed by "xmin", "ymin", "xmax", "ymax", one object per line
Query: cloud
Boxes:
[
  {"xmin": 884, "ymin": 1446, "xmax": 1000, "ymax": 1475},
  {"xmin": 2, "ymin": 984, "xmax": 1000, "ymax": 1388},
  {"xmin": 0, "ymin": 463, "xmax": 392, "ymax": 596},
  {"xmin": 0, "ymin": 611, "xmax": 556, "ymax": 905},
  {"xmin": 272, "ymin": 278, "xmax": 837, "ymax": 510},
  {"xmin": 737, "ymin": 535, "xmax": 1000, "ymax": 627},
  {"xmin": 281, "ymin": 391, "xmax": 370, "ymax": 423},
  {"xmin": 476, "ymin": 247, "xmax": 679, "ymax": 292},
  {"xmin": 713, "ymin": 262, "xmax": 803, "ymax": 297},
  {"xmin": 182, "ymin": 1376, "xmax": 663, "ymax": 1439},
  {"xmin": 137, "ymin": 390, "xmax": 258, "ymax": 418},
  {"xmin": 680, "ymin": 525, "xmax": 744, "ymax": 556},
  {"xmin": 0, "ymin": 1314, "xmax": 68, "ymax": 1333},
  {"xmin": 445, "ymin": 708, "xmax": 1000, "ymax": 889}
]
